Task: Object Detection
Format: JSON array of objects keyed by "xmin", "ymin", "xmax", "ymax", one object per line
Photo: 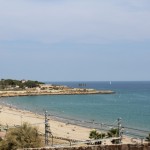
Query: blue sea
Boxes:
[{"xmin": 0, "ymin": 81, "xmax": 150, "ymax": 137}]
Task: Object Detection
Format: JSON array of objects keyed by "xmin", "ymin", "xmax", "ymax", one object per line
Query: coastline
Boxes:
[
  {"xmin": 0, "ymin": 103, "xmax": 145, "ymax": 145},
  {"xmin": 0, "ymin": 103, "xmax": 91, "ymax": 141},
  {"xmin": 0, "ymin": 90, "xmax": 115, "ymax": 98}
]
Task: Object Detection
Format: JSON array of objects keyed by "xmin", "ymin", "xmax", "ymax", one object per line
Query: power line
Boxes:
[
  {"xmin": 52, "ymin": 114, "xmax": 150, "ymax": 131},
  {"xmin": 0, "ymin": 108, "xmax": 149, "ymax": 139}
]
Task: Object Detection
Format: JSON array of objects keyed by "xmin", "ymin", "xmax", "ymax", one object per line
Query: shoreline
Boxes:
[
  {"xmin": 0, "ymin": 103, "xmax": 91, "ymax": 141},
  {"xmin": 0, "ymin": 99, "xmax": 149, "ymax": 137},
  {"xmin": 0, "ymin": 103, "xmax": 147, "ymax": 145},
  {"xmin": 0, "ymin": 96, "xmax": 149, "ymax": 139}
]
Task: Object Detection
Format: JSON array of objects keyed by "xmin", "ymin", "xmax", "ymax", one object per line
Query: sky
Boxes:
[{"xmin": 0, "ymin": 0, "xmax": 150, "ymax": 81}]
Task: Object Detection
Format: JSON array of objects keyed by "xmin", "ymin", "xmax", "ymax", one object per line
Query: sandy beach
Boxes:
[
  {"xmin": 0, "ymin": 104, "xmax": 145, "ymax": 146},
  {"xmin": 0, "ymin": 104, "xmax": 91, "ymax": 141}
]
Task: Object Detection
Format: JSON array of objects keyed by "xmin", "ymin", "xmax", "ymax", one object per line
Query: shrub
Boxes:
[{"xmin": 0, "ymin": 122, "xmax": 43, "ymax": 150}]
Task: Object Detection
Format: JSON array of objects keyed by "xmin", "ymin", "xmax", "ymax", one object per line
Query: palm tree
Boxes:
[
  {"xmin": 89, "ymin": 130, "xmax": 106, "ymax": 140},
  {"xmin": 146, "ymin": 133, "xmax": 150, "ymax": 142},
  {"xmin": 107, "ymin": 128, "xmax": 119, "ymax": 138},
  {"xmin": 0, "ymin": 122, "xmax": 43, "ymax": 150},
  {"xmin": 107, "ymin": 128, "xmax": 121, "ymax": 144},
  {"xmin": 89, "ymin": 130, "xmax": 106, "ymax": 145}
]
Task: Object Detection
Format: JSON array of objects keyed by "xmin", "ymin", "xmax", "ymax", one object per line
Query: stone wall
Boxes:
[{"xmin": 25, "ymin": 144, "xmax": 150, "ymax": 150}]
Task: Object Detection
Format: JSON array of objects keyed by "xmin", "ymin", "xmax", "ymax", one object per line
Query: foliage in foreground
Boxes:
[{"xmin": 0, "ymin": 122, "xmax": 43, "ymax": 150}]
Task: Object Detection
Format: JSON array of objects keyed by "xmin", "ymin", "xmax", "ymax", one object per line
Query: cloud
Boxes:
[{"xmin": 0, "ymin": 0, "xmax": 150, "ymax": 44}]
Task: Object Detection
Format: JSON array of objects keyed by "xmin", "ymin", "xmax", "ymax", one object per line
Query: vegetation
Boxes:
[
  {"xmin": 0, "ymin": 79, "xmax": 44, "ymax": 90},
  {"xmin": 89, "ymin": 128, "xmax": 119, "ymax": 140},
  {"xmin": 0, "ymin": 123, "xmax": 43, "ymax": 150},
  {"xmin": 89, "ymin": 130, "xmax": 106, "ymax": 140},
  {"xmin": 89, "ymin": 128, "xmax": 121, "ymax": 144},
  {"xmin": 146, "ymin": 133, "xmax": 150, "ymax": 142},
  {"xmin": 107, "ymin": 128, "xmax": 121, "ymax": 144},
  {"xmin": 107, "ymin": 128, "xmax": 119, "ymax": 138}
]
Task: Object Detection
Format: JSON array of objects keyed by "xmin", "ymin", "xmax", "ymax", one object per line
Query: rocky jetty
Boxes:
[
  {"xmin": 0, "ymin": 79, "xmax": 115, "ymax": 97},
  {"xmin": 0, "ymin": 85, "xmax": 115, "ymax": 97}
]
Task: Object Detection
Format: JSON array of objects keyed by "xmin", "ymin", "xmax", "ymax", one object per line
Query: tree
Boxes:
[
  {"xmin": 0, "ymin": 79, "xmax": 44, "ymax": 90},
  {"xmin": 89, "ymin": 130, "xmax": 106, "ymax": 140},
  {"xmin": 0, "ymin": 122, "xmax": 43, "ymax": 150},
  {"xmin": 89, "ymin": 130, "xmax": 106, "ymax": 145},
  {"xmin": 146, "ymin": 133, "xmax": 150, "ymax": 142},
  {"xmin": 107, "ymin": 128, "xmax": 119, "ymax": 138},
  {"xmin": 107, "ymin": 128, "xmax": 120, "ymax": 144}
]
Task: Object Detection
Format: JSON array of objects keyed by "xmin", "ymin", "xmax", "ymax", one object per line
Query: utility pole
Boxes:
[
  {"xmin": 45, "ymin": 111, "xmax": 53, "ymax": 146},
  {"xmin": 0, "ymin": 108, "xmax": 1, "ymax": 131},
  {"xmin": 20, "ymin": 115, "xmax": 23, "ymax": 126},
  {"xmin": 45, "ymin": 111, "xmax": 49, "ymax": 146},
  {"xmin": 117, "ymin": 118, "xmax": 122, "ymax": 143}
]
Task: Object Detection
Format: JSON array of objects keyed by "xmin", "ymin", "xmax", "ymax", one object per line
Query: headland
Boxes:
[{"xmin": 0, "ymin": 79, "xmax": 115, "ymax": 97}]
